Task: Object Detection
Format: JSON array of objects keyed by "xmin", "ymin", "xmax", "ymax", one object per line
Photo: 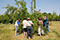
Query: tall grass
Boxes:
[{"xmin": 0, "ymin": 21, "xmax": 60, "ymax": 40}]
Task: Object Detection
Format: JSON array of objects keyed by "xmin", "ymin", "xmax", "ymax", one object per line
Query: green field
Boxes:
[{"xmin": 0, "ymin": 21, "xmax": 60, "ymax": 40}]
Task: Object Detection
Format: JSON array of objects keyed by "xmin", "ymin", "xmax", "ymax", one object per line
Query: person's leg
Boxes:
[
  {"xmin": 30, "ymin": 27, "xmax": 33, "ymax": 39},
  {"xmin": 24, "ymin": 28, "xmax": 26, "ymax": 37},
  {"xmin": 24, "ymin": 28, "xmax": 27, "ymax": 37},
  {"xmin": 38, "ymin": 27, "xmax": 40, "ymax": 36},
  {"xmin": 27, "ymin": 29, "xmax": 29, "ymax": 39},
  {"xmin": 45, "ymin": 24, "xmax": 48, "ymax": 34},
  {"xmin": 24, "ymin": 31, "xmax": 26, "ymax": 37},
  {"xmin": 40, "ymin": 27, "xmax": 41, "ymax": 36},
  {"xmin": 44, "ymin": 24, "xmax": 47, "ymax": 28},
  {"xmin": 43, "ymin": 24, "xmax": 45, "ymax": 27},
  {"xmin": 16, "ymin": 27, "xmax": 20, "ymax": 35},
  {"xmin": 38, "ymin": 26, "xmax": 41, "ymax": 36},
  {"xmin": 47, "ymin": 25, "xmax": 49, "ymax": 32},
  {"xmin": 26, "ymin": 28, "xmax": 27, "ymax": 36},
  {"xmin": 15, "ymin": 25, "xmax": 18, "ymax": 36},
  {"xmin": 42, "ymin": 29, "xmax": 44, "ymax": 36}
]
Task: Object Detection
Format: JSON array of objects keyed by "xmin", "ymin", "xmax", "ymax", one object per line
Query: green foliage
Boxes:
[
  {"xmin": 34, "ymin": 0, "xmax": 36, "ymax": 8},
  {"xmin": 0, "ymin": 0, "xmax": 60, "ymax": 34},
  {"xmin": 30, "ymin": 0, "xmax": 36, "ymax": 14}
]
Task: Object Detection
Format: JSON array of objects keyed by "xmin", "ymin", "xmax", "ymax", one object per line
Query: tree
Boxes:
[
  {"xmin": 42, "ymin": 12, "xmax": 47, "ymax": 16},
  {"xmin": 31, "ymin": 0, "xmax": 36, "ymax": 14},
  {"xmin": 58, "ymin": 14, "xmax": 60, "ymax": 21},
  {"xmin": 48, "ymin": 13, "xmax": 51, "ymax": 15}
]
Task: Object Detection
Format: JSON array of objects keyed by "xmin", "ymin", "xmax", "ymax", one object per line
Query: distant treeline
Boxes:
[{"xmin": 0, "ymin": 11, "xmax": 60, "ymax": 23}]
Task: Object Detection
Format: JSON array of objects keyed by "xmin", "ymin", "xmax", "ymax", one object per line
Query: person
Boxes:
[
  {"xmin": 23, "ymin": 17, "xmax": 28, "ymax": 37},
  {"xmin": 37, "ymin": 17, "xmax": 44, "ymax": 36},
  {"xmin": 43, "ymin": 16, "xmax": 48, "ymax": 28},
  {"xmin": 43, "ymin": 16, "xmax": 48, "ymax": 33},
  {"xmin": 46, "ymin": 22, "xmax": 49, "ymax": 32},
  {"xmin": 15, "ymin": 19, "xmax": 21, "ymax": 36},
  {"xmin": 27, "ymin": 18, "xmax": 33, "ymax": 39}
]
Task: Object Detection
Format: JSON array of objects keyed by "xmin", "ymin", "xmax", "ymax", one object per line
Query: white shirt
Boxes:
[
  {"xmin": 23, "ymin": 20, "xmax": 30, "ymax": 28},
  {"xmin": 28, "ymin": 20, "xmax": 33, "ymax": 26},
  {"xmin": 15, "ymin": 20, "xmax": 19, "ymax": 26}
]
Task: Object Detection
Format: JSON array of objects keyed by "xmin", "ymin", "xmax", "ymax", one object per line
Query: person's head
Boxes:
[
  {"xmin": 45, "ymin": 16, "xmax": 47, "ymax": 18},
  {"xmin": 39, "ymin": 25, "xmax": 41, "ymax": 28},
  {"xmin": 18, "ymin": 19, "xmax": 20, "ymax": 22},
  {"xmin": 24, "ymin": 17, "xmax": 27, "ymax": 20},
  {"xmin": 38, "ymin": 17, "xmax": 42, "ymax": 20},
  {"xmin": 28, "ymin": 18, "xmax": 30, "ymax": 21},
  {"xmin": 38, "ymin": 9, "xmax": 41, "ymax": 13}
]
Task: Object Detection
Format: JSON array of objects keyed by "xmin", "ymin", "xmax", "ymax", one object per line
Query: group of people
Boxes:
[
  {"xmin": 37, "ymin": 16, "xmax": 49, "ymax": 36},
  {"xmin": 23, "ymin": 17, "xmax": 33, "ymax": 39},
  {"xmin": 14, "ymin": 16, "xmax": 49, "ymax": 39},
  {"xmin": 15, "ymin": 17, "xmax": 33, "ymax": 39}
]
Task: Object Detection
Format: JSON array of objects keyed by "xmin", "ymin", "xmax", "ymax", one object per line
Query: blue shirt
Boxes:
[
  {"xmin": 15, "ymin": 20, "xmax": 20, "ymax": 26},
  {"xmin": 17, "ymin": 21, "xmax": 19, "ymax": 25},
  {"xmin": 43, "ymin": 18, "xmax": 48, "ymax": 24}
]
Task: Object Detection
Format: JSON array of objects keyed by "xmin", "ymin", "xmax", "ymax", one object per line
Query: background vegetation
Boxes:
[
  {"xmin": 0, "ymin": 0, "xmax": 60, "ymax": 23},
  {"xmin": 0, "ymin": 0, "xmax": 60, "ymax": 34}
]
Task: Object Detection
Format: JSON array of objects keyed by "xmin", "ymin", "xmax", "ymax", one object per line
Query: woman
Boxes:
[{"xmin": 37, "ymin": 17, "xmax": 44, "ymax": 36}]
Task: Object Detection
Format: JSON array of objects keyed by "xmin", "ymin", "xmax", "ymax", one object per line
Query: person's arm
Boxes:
[
  {"xmin": 30, "ymin": 21, "xmax": 33, "ymax": 24},
  {"xmin": 43, "ymin": 16, "xmax": 46, "ymax": 20},
  {"xmin": 37, "ymin": 19, "xmax": 39, "ymax": 22},
  {"xmin": 18, "ymin": 23, "xmax": 21, "ymax": 25},
  {"xmin": 29, "ymin": 21, "xmax": 33, "ymax": 25},
  {"xmin": 17, "ymin": 21, "xmax": 20, "ymax": 25},
  {"xmin": 42, "ymin": 21, "xmax": 43, "ymax": 25}
]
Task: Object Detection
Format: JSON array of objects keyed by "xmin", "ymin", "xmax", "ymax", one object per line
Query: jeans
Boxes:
[
  {"xmin": 47, "ymin": 25, "xmax": 49, "ymax": 32},
  {"xmin": 44, "ymin": 24, "xmax": 47, "ymax": 33},
  {"xmin": 44, "ymin": 24, "xmax": 47, "ymax": 28},
  {"xmin": 38, "ymin": 27, "xmax": 44, "ymax": 35},
  {"xmin": 27, "ymin": 26, "xmax": 33, "ymax": 39},
  {"xmin": 15, "ymin": 25, "xmax": 18, "ymax": 31}
]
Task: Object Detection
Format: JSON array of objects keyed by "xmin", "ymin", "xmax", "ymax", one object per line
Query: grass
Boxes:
[{"xmin": 0, "ymin": 21, "xmax": 60, "ymax": 40}]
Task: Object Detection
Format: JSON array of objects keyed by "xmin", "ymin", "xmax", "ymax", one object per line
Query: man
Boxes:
[
  {"xmin": 23, "ymin": 17, "xmax": 28, "ymax": 37},
  {"xmin": 43, "ymin": 16, "xmax": 48, "ymax": 28},
  {"xmin": 15, "ymin": 19, "xmax": 20, "ymax": 36},
  {"xmin": 27, "ymin": 18, "xmax": 33, "ymax": 39},
  {"xmin": 43, "ymin": 16, "xmax": 48, "ymax": 33}
]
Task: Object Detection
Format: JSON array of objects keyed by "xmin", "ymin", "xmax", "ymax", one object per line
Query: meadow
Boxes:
[{"xmin": 0, "ymin": 21, "xmax": 60, "ymax": 40}]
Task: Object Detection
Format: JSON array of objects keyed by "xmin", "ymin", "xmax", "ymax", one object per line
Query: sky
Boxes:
[{"xmin": 0, "ymin": 0, "xmax": 60, "ymax": 15}]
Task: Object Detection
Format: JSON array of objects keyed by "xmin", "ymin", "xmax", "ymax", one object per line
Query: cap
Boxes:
[{"xmin": 28, "ymin": 18, "xmax": 30, "ymax": 19}]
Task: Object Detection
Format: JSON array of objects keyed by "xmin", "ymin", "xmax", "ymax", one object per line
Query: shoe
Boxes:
[
  {"xmin": 38, "ymin": 34, "xmax": 40, "ymax": 36},
  {"xmin": 15, "ymin": 34, "xmax": 18, "ymax": 36},
  {"xmin": 17, "ymin": 33, "xmax": 20, "ymax": 35}
]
